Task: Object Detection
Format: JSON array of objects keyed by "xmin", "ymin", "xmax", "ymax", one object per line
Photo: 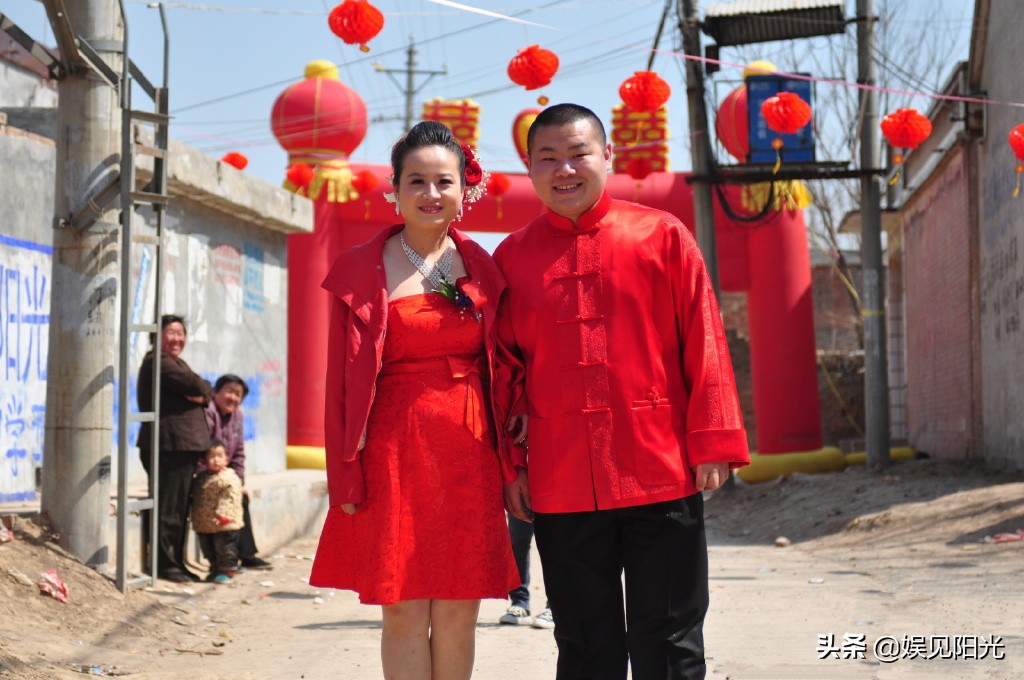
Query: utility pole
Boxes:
[
  {"xmin": 40, "ymin": 0, "xmax": 123, "ymax": 567},
  {"xmin": 373, "ymin": 35, "xmax": 446, "ymax": 131},
  {"xmin": 679, "ymin": 0, "xmax": 721, "ymax": 297},
  {"xmin": 856, "ymin": 0, "xmax": 890, "ymax": 468}
]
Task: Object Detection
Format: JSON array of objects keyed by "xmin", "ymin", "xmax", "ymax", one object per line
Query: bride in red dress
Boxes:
[{"xmin": 310, "ymin": 121, "xmax": 519, "ymax": 679}]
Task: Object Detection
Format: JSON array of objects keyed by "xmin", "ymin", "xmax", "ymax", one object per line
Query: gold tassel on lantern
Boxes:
[
  {"xmin": 741, "ymin": 180, "xmax": 813, "ymax": 212},
  {"xmin": 308, "ymin": 158, "xmax": 359, "ymax": 203}
]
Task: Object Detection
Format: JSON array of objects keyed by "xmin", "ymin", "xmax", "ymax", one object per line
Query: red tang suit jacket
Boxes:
[{"xmin": 492, "ymin": 191, "xmax": 750, "ymax": 514}]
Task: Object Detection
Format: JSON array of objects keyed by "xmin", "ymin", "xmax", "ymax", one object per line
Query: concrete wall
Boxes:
[
  {"xmin": 977, "ymin": 0, "xmax": 1024, "ymax": 470},
  {"xmin": 902, "ymin": 146, "xmax": 975, "ymax": 459},
  {"xmin": 0, "ymin": 58, "xmax": 58, "ymax": 109},
  {"xmin": 0, "ymin": 63, "xmax": 314, "ymax": 500},
  {"xmin": 0, "ymin": 115, "xmax": 55, "ymax": 502}
]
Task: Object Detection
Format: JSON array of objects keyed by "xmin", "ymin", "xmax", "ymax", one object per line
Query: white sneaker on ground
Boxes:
[
  {"xmin": 531, "ymin": 608, "xmax": 555, "ymax": 629},
  {"xmin": 499, "ymin": 605, "xmax": 531, "ymax": 625}
]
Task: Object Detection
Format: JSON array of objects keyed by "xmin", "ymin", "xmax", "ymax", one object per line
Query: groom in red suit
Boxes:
[{"xmin": 493, "ymin": 103, "xmax": 750, "ymax": 680}]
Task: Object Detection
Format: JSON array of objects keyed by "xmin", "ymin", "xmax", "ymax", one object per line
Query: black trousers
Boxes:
[
  {"xmin": 142, "ymin": 449, "xmax": 203, "ymax": 576},
  {"xmin": 239, "ymin": 494, "xmax": 260, "ymax": 559},
  {"xmin": 533, "ymin": 495, "xmax": 709, "ymax": 680},
  {"xmin": 198, "ymin": 530, "xmax": 241, "ymax": 574}
]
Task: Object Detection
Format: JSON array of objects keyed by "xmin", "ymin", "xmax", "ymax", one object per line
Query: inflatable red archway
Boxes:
[{"xmin": 287, "ymin": 168, "xmax": 823, "ymax": 455}]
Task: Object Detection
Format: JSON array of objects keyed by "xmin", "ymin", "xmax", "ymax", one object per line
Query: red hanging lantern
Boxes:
[
  {"xmin": 286, "ymin": 162, "xmax": 315, "ymax": 192},
  {"xmin": 760, "ymin": 92, "xmax": 811, "ymax": 172},
  {"xmin": 625, "ymin": 157, "xmax": 654, "ymax": 181},
  {"xmin": 328, "ymin": 0, "xmax": 384, "ymax": 53},
  {"xmin": 221, "ymin": 152, "xmax": 248, "ymax": 170},
  {"xmin": 1009, "ymin": 124, "xmax": 1024, "ymax": 198},
  {"xmin": 486, "ymin": 172, "xmax": 511, "ymax": 219},
  {"xmin": 486, "ymin": 172, "xmax": 511, "ymax": 197},
  {"xmin": 880, "ymin": 108, "xmax": 931, "ymax": 185},
  {"xmin": 618, "ymin": 71, "xmax": 671, "ymax": 113},
  {"xmin": 351, "ymin": 169, "xmax": 379, "ymax": 218},
  {"xmin": 880, "ymin": 108, "xmax": 932, "ymax": 164},
  {"xmin": 761, "ymin": 92, "xmax": 812, "ymax": 137},
  {"xmin": 352, "ymin": 169, "xmax": 379, "ymax": 194},
  {"xmin": 507, "ymin": 45, "xmax": 559, "ymax": 106}
]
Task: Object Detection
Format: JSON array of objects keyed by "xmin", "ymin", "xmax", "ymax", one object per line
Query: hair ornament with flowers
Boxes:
[{"xmin": 461, "ymin": 143, "xmax": 488, "ymax": 205}]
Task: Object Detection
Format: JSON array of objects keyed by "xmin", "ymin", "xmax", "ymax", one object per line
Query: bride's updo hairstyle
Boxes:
[{"xmin": 390, "ymin": 120, "xmax": 466, "ymax": 187}]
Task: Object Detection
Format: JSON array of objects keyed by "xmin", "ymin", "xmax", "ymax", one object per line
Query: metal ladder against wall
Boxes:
[
  {"xmin": 34, "ymin": 0, "xmax": 170, "ymax": 592},
  {"xmin": 113, "ymin": 2, "xmax": 171, "ymax": 594}
]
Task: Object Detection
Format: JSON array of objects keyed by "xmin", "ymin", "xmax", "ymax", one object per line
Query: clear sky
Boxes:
[{"xmin": 6, "ymin": 0, "xmax": 973, "ymax": 192}]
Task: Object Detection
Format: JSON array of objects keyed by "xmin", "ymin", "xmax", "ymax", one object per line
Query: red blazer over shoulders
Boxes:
[{"xmin": 320, "ymin": 224, "xmax": 509, "ymax": 506}]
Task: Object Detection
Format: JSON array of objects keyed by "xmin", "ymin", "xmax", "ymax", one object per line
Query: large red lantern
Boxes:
[
  {"xmin": 272, "ymin": 61, "xmax": 368, "ymax": 201},
  {"xmin": 760, "ymin": 92, "xmax": 811, "ymax": 172},
  {"xmin": 715, "ymin": 85, "xmax": 748, "ymax": 162},
  {"xmin": 328, "ymin": 0, "xmax": 384, "ymax": 52},
  {"xmin": 507, "ymin": 45, "xmax": 559, "ymax": 106},
  {"xmin": 618, "ymin": 71, "xmax": 671, "ymax": 113},
  {"xmin": 1008, "ymin": 124, "xmax": 1024, "ymax": 197}
]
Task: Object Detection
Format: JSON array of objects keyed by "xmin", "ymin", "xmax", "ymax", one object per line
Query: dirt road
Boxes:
[{"xmin": 2, "ymin": 458, "xmax": 1023, "ymax": 679}]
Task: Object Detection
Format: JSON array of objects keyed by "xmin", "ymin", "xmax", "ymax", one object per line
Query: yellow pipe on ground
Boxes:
[
  {"xmin": 736, "ymin": 447, "xmax": 846, "ymax": 484},
  {"xmin": 736, "ymin": 446, "xmax": 918, "ymax": 484},
  {"xmin": 287, "ymin": 445, "xmax": 326, "ymax": 470},
  {"xmin": 843, "ymin": 446, "xmax": 917, "ymax": 467}
]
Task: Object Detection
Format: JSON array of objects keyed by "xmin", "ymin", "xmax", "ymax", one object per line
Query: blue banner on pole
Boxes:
[{"xmin": 747, "ymin": 75, "xmax": 815, "ymax": 164}]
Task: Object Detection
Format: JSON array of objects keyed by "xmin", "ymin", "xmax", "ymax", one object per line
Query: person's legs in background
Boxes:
[
  {"xmin": 500, "ymin": 513, "xmax": 533, "ymax": 625},
  {"xmin": 238, "ymin": 494, "xmax": 273, "ymax": 569},
  {"xmin": 155, "ymin": 451, "xmax": 202, "ymax": 582}
]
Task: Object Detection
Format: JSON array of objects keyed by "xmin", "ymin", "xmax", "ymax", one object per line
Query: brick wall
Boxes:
[{"xmin": 902, "ymin": 146, "xmax": 974, "ymax": 458}]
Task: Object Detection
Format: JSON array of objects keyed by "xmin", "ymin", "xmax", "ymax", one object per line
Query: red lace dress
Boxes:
[{"xmin": 310, "ymin": 293, "xmax": 518, "ymax": 605}]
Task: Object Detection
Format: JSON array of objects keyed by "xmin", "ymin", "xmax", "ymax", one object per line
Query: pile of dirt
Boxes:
[
  {"xmin": 705, "ymin": 457, "xmax": 1024, "ymax": 550},
  {"xmin": 0, "ymin": 514, "xmax": 176, "ymax": 678}
]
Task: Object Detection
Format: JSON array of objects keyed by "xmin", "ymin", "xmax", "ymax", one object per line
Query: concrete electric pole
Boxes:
[
  {"xmin": 40, "ymin": 0, "xmax": 124, "ymax": 567},
  {"xmin": 856, "ymin": 0, "xmax": 891, "ymax": 468},
  {"xmin": 679, "ymin": 0, "xmax": 721, "ymax": 298}
]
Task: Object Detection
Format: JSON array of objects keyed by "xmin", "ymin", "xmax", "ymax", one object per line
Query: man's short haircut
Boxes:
[
  {"xmin": 527, "ymin": 103, "xmax": 607, "ymax": 155},
  {"xmin": 214, "ymin": 373, "xmax": 250, "ymax": 398}
]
